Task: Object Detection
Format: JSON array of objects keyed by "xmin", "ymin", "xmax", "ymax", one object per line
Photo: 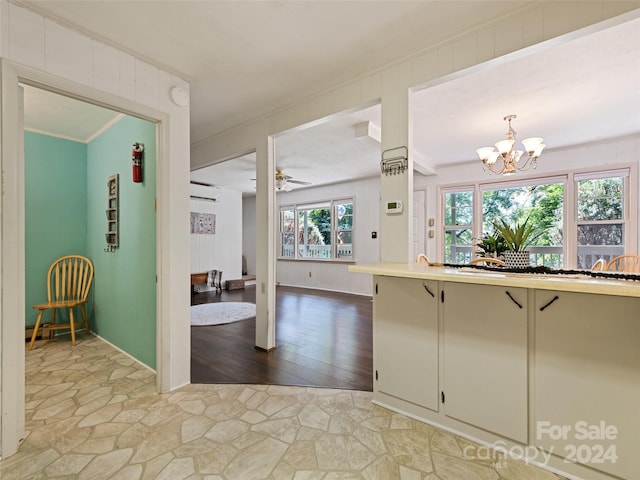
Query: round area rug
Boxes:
[{"xmin": 190, "ymin": 302, "xmax": 256, "ymax": 326}]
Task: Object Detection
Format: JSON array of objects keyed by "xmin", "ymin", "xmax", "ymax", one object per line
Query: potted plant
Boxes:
[
  {"xmin": 493, "ymin": 217, "xmax": 541, "ymax": 268},
  {"xmin": 475, "ymin": 230, "xmax": 507, "ymax": 259}
]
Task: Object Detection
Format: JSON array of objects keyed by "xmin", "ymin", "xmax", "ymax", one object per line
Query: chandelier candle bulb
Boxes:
[
  {"xmin": 522, "ymin": 137, "xmax": 544, "ymax": 154},
  {"xmin": 495, "ymin": 139, "xmax": 514, "ymax": 155}
]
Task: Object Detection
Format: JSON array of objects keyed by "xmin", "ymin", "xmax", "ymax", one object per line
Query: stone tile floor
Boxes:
[{"xmin": 0, "ymin": 335, "xmax": 565, "ymax": 479}]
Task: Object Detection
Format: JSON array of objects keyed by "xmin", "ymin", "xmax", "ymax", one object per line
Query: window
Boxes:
[
  {"xmin": 439, "ymin": 166, "xmax": 635, "ymax": 269},
  {"xmin": 335, "ymin": 201, "xmax": 353, "ymax": 259},
  {"xmin": 443, "ymin": 189, "xmax": 473, "ymax": 263},
  {"xmin": 280, "ymin": 208, "xmax": 295, "ymax": 258},
  {"xmin": 279, "ymin": 198, "xmax": 354, "ymax": 260},
  {"xmin": 575, "ymin": 170, "xmax": 628, "ymax": 268},
  {"xmin": 482, "ymin": 180, "xmax": 564, "ymax": 268}
]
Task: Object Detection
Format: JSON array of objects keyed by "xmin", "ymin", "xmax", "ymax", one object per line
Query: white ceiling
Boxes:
[
  {"xmin": 413, "ymin": 17, "xmax": 640, "ymax": 167},
  {"xmin": 23, "ymin": 85, "xmax": 123, "ymax": 143},
  {"xmin": 20, "ymin": 0, "xmax": 532, "ymax": 143},
  {"xmin": 19, "ymin": 1, "xmax": 640, "ymax": 195}
]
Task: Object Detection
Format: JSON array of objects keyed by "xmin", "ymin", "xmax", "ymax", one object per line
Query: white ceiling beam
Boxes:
[
  {"xmin": 412, "ymin": 151, "xmax": 436, "ymax": 176},
  {"xmin": 354, "ymin": 121, "xmax": 381, "ymax": 143}
]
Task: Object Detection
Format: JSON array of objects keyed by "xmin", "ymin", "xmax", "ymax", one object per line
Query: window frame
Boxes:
[
  {"xmin": 574, "ymin": 168, "xmax": 631, "ymax": 268},
  {"xmin": 440, "ymin": 186, "xmax": 475, "ymax": 264},
  {"xmin": 479, "ymin": 175, "xmax": 567, "ymax": 268},
  {"xmin": 278, "ymin": 197, "xmax": 355, "ymax": 262},
  {"xmin": 437, "ymin": 164, "xmax": 636, "ymax": 269}
]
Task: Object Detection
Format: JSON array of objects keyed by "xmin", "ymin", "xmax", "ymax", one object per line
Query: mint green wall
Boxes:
[
  {"xmin": 87, "ymin": 116, "xmax": 157, "ymax": 368},
  {"xmin": 24, "ymin": 132, "xmax": 88, "ymax": 327}
]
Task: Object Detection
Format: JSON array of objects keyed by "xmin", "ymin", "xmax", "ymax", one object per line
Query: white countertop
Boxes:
[{"xmin": 348, "ymin": 262, "xmax": 640, "ymax": 298}]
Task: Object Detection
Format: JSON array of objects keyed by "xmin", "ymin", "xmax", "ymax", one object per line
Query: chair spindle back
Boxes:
[
  {"xmin": 606, "ymin": 255, "xmax": 640, "ymax": 273},
  {"xmin": 48, "ymin": 255, "xmax": 94, "ymax": 303}
]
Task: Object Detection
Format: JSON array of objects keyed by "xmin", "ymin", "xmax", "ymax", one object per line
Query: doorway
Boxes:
[
  {"xmin": 24, "ymin": 85, "xmax": 158, "ymax": 367},
  {"xmin": 1, "ymin": 60, "xmax": 184, "ymax": 459}
]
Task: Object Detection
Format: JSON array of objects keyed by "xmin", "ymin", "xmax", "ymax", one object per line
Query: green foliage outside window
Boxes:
[
  {"xmin": 482, "ymin": 184, "xmax": 564, "ymax": 247},
  {"xmin": 280, "ymin": 200, "xmax": 354, "ymax": 260},
  {"xmin": 443, "ymin": 191, "xmax": 474, "ymax": 263},
  {"xmin": 308, "ymin": 209, "xmax": 331, "ymax": 245}
]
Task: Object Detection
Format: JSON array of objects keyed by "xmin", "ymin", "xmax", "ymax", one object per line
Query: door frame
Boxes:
[{"xmin": 0, "ymin": 59, "xmax": 175, "ymax": 458}]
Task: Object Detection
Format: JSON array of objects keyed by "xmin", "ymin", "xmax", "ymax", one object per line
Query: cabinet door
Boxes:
[
  {"xmin": 375, "ymin": 276, "xmax": 439, "ymax": 411},
  {"xmin": 534, "ymin": 290, "xmax": 640, "ymax": 479},
  {"xmin": 443, "ymin": 282, "xmax": 528, "ymax": 443}
]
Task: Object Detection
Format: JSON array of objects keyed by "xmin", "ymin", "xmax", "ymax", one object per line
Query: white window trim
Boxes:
[
  {"xmin": 436, "ymin": 164, "xmax": 637, "ymax": 267},
  {"xmin": 439, "ymin": 186, "xmax": 475, "ymax": 264},
  {"xmin": 573, "ymin": 166, "xmax": 635, "ymax": 268},
  {"xmin": 278, "ymin": 197, "xmax": 355, "ymax": 262},
  {"xmin": 479, "ymin": 175, "xmax": 568, "ymax": 267}
]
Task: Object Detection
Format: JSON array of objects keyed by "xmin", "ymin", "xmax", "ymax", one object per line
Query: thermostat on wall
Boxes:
[{"xmin": 385, "ymin": 200, "xmax": 403, "ymax": 214}]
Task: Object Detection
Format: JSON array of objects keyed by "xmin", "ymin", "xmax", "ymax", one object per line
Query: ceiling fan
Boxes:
[
  {"xmin": 275, "ymin": 169, "xmax": 311, "ymax": 191},
  {"xmin": 253, "ymin": 169, "xmax": 312, "ymax": 191}
]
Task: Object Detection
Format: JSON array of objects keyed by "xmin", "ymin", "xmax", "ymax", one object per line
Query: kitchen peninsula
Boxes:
[{"xmin": 348, "ymin": 262, "xmax": 640, "ymax": 480}]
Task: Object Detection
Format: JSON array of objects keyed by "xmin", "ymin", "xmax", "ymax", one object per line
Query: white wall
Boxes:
[
  {"xmin": 0, "ymin": 0, "xmax": 191, "ymax": 457},
  {"xmin": 242, "ymin": 196, "xmax": 257, "ymax": 276},
  {"xmin": 190, "ymin": 187, "xmax": 243, "ymax": 283}
]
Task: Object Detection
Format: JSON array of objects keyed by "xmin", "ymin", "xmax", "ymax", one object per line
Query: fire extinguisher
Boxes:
[{"xmin": 132, "ymin": 142, "xmax": 144, "ymax": 183}]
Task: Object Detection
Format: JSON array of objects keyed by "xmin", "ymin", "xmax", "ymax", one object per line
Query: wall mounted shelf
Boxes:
[{"xmin": 105, "ymin": 174, "xmax": 119, "ymax": 252}]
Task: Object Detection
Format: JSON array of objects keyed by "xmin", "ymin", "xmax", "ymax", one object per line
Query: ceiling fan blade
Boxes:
[{"xmin": 190, "ymin": 180, "xmax": 218, "ymax": 188}]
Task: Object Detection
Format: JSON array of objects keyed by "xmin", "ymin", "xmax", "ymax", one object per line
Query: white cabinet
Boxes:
[
  {"xmin": 534, "ymin": 290, "xmax": 640, "ymax": 479},
  {"xmin": 357, "ymin": 264, "xmax": 640, "ymax": 480},
  {"xmin": 443, "ymin": 282, "xmax": 528, "ymax": 443},
  {"xmin": 374, "ymin": 276, "xmax": 439, "ymax": 411}
]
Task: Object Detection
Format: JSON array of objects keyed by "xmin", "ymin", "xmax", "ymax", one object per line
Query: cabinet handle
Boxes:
[
  {"xmin": 422, "ymin": 283, "xmax": 435, "ymax": 298},
  {"xmin": 539, "ymin": 295, "xmax": 559, "ymax": 311},
  {"xmin": 505, "ymin": 290, "xmax": 523, "ymax": 309}
]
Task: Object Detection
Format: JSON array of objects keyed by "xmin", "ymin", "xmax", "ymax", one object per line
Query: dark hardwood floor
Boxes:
[{"xmin": 190, "ymin": 284, "xmax": 373, "ymax": 391}]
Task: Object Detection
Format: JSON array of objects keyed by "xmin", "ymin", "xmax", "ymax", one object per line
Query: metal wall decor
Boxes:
[{"xmin": 381, "ymin": 146, "xmax": 408, "ymax": 176}]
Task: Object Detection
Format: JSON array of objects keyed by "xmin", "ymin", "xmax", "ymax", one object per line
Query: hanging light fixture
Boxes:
[{"xmin": 476, "ymin": 114, "xmax": 545, "ymax": 176}]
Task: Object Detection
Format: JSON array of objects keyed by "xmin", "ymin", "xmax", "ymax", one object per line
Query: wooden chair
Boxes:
[
  {"xmin": 29, "ymin": 255, "xmax": 94, "ymax": 350},
  {"xmin": 605, "ymin": 254, "xmax": 640, "ymax": 273},
  {"xmin": 416, "ymin": 254, "xmax": 430, "ymax": 265},
  {"xmin": 468, "ymin": 257, "xmax": 505, "ymax": 267},
  {"xmin": 590, "ymin": 259, "xmax": 607, "ymax": 271}
]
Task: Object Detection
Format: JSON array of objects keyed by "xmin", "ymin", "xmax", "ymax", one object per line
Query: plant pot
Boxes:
[{"xmin": 504, "ymin": 251, "xmax": 531, "ymax": 269}]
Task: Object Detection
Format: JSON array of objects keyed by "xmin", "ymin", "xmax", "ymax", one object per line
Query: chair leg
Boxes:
[
  {"xmin": 80, "ymin": 304, "xmax": 90, "ymax": 334},
  {"xmin": 50, "ymin": 309, "xmax": 57, "ymax": 338},
  {"xmin": 69, "ymin": 308, "xmax": 76, "ymax": 346},
  {"xmin": 29, "ymin": 310, "xmax": 44, "ymax": 351}
]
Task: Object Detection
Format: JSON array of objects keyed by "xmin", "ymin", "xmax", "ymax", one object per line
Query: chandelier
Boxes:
[{"xmin": 476, "ymin": 114, "xmax": 545, "ymax": 176}]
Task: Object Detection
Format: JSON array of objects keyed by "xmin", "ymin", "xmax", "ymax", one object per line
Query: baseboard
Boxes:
[
  {"xmin": 275, "ymin": 282, "xmax": 372, "ymax": 298},
  {"xmin": 25, "ymin": 324, "xmax": 51, "ymax": 341},
  {"xmin": 93, "ymin": 334, "xmax": 156, "ymax": 374},
  {"xmin": 254, "ymin": 345, "xmax": 277, "ymax": 352}
]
